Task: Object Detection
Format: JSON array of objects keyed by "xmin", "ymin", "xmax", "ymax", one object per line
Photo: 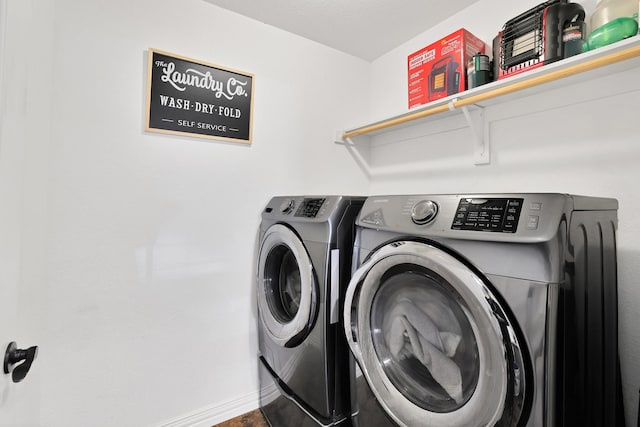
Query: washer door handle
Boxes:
[{"xmin": 344, "ymin": 261, "xmax": 368, "ymax": 364}]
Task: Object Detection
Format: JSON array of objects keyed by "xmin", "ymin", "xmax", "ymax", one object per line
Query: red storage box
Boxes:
[{"xmin": 408, "ymin": 28, "xmax": 487, "ymax": 108}]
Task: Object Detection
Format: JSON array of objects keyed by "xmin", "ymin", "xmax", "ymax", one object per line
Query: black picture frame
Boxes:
[{"xmin": 145, "ymin": 48, "xmax": 254, "ymax": 144}]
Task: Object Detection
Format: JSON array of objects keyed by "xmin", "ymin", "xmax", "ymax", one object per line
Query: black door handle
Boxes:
[{"xmin": 3, "ymin": 342, "xmax": 38, "ymax": 383}]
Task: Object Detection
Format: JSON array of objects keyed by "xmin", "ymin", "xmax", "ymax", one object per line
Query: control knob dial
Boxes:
[
  {"xmin": 280, "ymin": 199, "xmax": 295, "ymax": 214},
  {"xmin": 411, "ymin": 200, "xmax": 438, "ymax": 225}
]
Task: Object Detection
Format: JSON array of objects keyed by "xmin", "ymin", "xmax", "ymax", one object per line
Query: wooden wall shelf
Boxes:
[{"xmin": 337, "ymin": 35, "xmax": 640, "ymax": 163}]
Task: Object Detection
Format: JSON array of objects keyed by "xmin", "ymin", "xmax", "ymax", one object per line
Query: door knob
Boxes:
[{"xmin": 3, "ymin": 342, "xmax": 38, "ymax": 383}]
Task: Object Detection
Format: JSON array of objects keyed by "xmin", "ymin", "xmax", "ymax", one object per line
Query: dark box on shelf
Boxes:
[{"xmin": 408, "ymin": 28, "xmax": 487, "ymax": 108}]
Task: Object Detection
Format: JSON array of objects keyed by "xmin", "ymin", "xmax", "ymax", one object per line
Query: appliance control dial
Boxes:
[
  {"xmin": 280, "ymin": 199, "xmax": 295, "ymax": 214},
  {"xmin": 411, "ymin": 200, "xmax": 438, "ymax": 225}
]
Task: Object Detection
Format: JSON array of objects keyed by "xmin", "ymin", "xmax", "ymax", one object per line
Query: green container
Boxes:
[{"xmin": 584, "ymin": 15, "xmax": 639, "ymax": 51}]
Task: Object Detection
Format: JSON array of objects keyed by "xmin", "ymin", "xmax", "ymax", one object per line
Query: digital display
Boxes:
[
  {"xmin": 451, "ymin": 198, "xmax": 523, "ymax": 233},
  {"xmin": 294, "ymin": 198, "xmax": 326, "ymax": 218}
]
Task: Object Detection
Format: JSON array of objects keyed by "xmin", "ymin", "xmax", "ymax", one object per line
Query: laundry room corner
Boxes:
[
  {"xmin": 1, "ymin": 0, "xmax": 370, "ymax": 426},
  {"xmin": 3, "ymin": 0, "xmax": 640, "ymax": 425},
  {"xmin": 361, "ymin": 0, "xmax": 640, "ymax": 424}
]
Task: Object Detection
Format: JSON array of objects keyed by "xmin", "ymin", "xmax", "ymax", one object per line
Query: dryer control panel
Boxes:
[{"xmin": 451, "ymin": 198, "xmax": 524, "ymax": 233}]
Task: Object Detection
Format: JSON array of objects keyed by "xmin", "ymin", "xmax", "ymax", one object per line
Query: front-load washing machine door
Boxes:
[
  {"xmin": 257, "ymin": 224, "xmax": 317, "ymax": 348},
  {"xmin": 344, "ymin": 240, "xmax": 528, "ymax": 427}
]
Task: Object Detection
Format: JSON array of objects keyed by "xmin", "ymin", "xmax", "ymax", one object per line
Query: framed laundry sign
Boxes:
[{"xmin": 145, "ymin": 49, "xmax": 254, "ymax": 144}]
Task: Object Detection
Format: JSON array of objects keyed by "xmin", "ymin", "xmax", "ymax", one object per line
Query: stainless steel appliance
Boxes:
[
  {"xmin": 257, "ymin": 195, "xmax": 364, "ymax": 427},
  {"xmin": 344, "ymin": 194, "xmax": 624, "ymax": 427}
]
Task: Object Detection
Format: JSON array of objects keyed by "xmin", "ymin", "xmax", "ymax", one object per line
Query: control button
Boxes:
[
  {"xmin": 527, "ymin": 215, "xmax": 540, "ymax": 230},
  {"xmin": 411, "ymin": 200, "xmax": 439, "ymax": 225},
  {"xmin": 451, "ymin": 197, "xmax": 523, "ymax": 233},
  {"xmin": 280, "ymin": 199, "xmax": 295, "ymax": 214},
  {"xmin": 530, "ymin": 202, "xmax": 543, "ymax": 211}
]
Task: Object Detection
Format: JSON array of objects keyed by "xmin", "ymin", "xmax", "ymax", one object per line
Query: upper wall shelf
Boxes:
[{"xmin": 337, "ymin": 35, "xmax": 640, "ymax": 165}]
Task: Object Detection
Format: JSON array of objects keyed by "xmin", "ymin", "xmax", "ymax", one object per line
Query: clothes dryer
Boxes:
[
  {"xmin": 257, "ymin": 196, "xmax": 364, "ymax": 427},
  {"xmin": 344, "ymin": 194, "xmax": 624, "ymax": 427}
]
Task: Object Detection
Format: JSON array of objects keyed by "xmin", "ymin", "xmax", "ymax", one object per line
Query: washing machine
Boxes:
[
  {"xmin": 257, "ymin": 195, "xmax": 365, "ymax": 427},
  {"xmin": 344, "ymin": 193, "xmax": 624, "ymax": 427}
]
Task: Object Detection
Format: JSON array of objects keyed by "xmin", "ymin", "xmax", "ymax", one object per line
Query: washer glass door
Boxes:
[
  {"xmin": 371, "ymin": 264, "xmax": 480, "ymax": 412},
  {"xmin": 258, "ymin": 224, "xmax": 316, "ymax": 347},
  {"xmin": 344, "ymin": 241, "xmax": 526, "ymax": 427}
]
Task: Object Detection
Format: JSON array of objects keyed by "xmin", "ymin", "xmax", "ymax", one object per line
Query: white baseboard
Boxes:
[{"xmin": 158, "ymin": 390, "xmax": 260, "ymax": 427}]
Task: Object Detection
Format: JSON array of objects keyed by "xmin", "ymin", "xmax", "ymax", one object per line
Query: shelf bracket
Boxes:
[
  {"xmin": 334, "ymin": 130, "xmax": 351, "ymax": 145},
  {"xmin": 459, "ymin": 105, "xmax": 490, "ymax": 165},
  {"xmin": 333, "ymin": 131, "xmax": 372, "ymax": 178}
]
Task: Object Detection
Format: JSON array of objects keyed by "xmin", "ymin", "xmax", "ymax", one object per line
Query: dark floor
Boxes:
[{"xmin": 213, "ymin": 409, "xmax": 269, "ymax": 427}]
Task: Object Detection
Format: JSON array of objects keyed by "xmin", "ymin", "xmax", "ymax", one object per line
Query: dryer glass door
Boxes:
[
  {"xmin": 344, "ymin": 241, "xmax": 526, "ymax": 427},
  {"xmin": 258, "ymin": 224, "xmax": 317, "ymax": 347}
]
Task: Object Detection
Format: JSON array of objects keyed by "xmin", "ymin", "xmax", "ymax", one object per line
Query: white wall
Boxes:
[
  {"xmin": 0, "ymin": 1, "xmax": 53, "ymax": 425},
  {"xmin": 4, "ymin": 0, "xmax": 370, "ymax": 426},
  {"xmin": 6, "ymin": 0, "xmax": 639, "ymax": 426},
  {"xmin": 367, "ymin": 0, "xmax": 640, "ymax": 425}
]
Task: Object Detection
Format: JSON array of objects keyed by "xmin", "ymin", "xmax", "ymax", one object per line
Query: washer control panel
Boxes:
[
  {"xmin": 451, "ymin": 198, "xmax": 524, "ymax": 233},
  {"xmin": 411, "ymin": 200, "xmax": 439, "ymax": 225},
  {"xmin": 294, "ymin": 198, "xmax": 326, "ymax": 218}
]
